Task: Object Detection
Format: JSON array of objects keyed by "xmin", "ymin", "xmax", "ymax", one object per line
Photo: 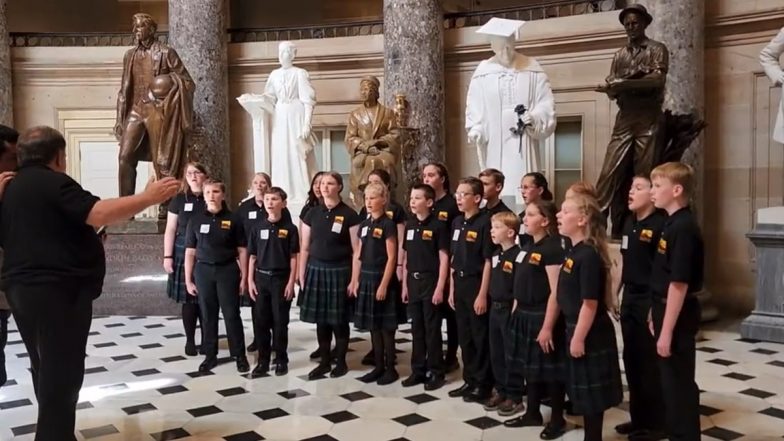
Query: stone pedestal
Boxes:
[
  {"xmin": 0, "ymin": 0, "xmax": 12, "ymax": 126},
  {"xmin": 741, "ymin": 207, "xmax": 784, "ymax": 343},
  {"xmin": 383, "ymin": 0, "xmax": 444, "ymax": 185},
  {"xmin": 169, "ymin": 0, "xmax": 230, "ymax": 195}
]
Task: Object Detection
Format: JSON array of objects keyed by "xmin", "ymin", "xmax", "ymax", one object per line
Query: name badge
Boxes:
[
  {"xmin": 249, "ymin": 211, "xmax": 257, "ymax": 220},
  {"xmin": 199, "ymin": 224, "xmax": 210, "ymax": 234},
  {"xmin": 452, "ymin": 229, "xmax": 460, "ymax": 241},
  {"xmin": 260, "ymin": 229, "xmax": 269, "ymax": 240},
  {"xmin": 503, "ymin": 261, "xmax": 514, "ymax": 273},
  {"xmin": 519, "ymin": 224, "xmax": 526, "ymax": 235},
  {"xmin": 184, "ymin": 203, "xmax": 194, "ymax": 212},
  {"xmin": 332, "ymin": 216, "xmax": 344, "ymax": 234},
  {"xmin": 406, "ymin": 229, "xmax": 414, "ymax": 241},
  {"xmin": 361, "ymin": 226, "xmax": 368, "ymax": 237},
  {"xmin": 492, "ymin": 255, "xmax": 499, "ymax": 267},
  {"xmin": 622, "ymin": 235, "xmax": 629, "ymax": 250},
  {"xmin": 516, "ymin": 251, "xmax": 527, "ymax": 263}
]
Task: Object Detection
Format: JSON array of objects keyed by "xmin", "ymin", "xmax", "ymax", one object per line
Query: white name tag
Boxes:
[
  {"xmin": 480, "ymin": 199, "xmax": 488, "ymax": 209},
  {"xmin": 516, "ymin": 251, "xmax": 527, "ymax": 263},
  {"xmin": 492, "ymin": 255, "xmax": 499, "ymax": 267},
  {"xmin": 452, "ymin": 229, "xmax": 460, "ymax": 241},
  {"xmin": 184, "ymin": 203, "xmax": 194, "ymax": 212},
  {"xmin": 519, "ymin": 224, "xmax": 526, "ymax": 235},
  {"xmin": 199, "ymin": 224, "xmax": 210, "ymax": 234},
  {"xmin": 406, "ymin": 229, "xmax": 414, "ymax": 241},
  {"xmin": 622, "ymin": 235, "xmax": 629, "ymax": 250},
  {"xmin": 249, "ymin": 211, "xmax": 257, "ymax": 220},
  {"xmin": 361, "ymin": 226, "xmax": 368, "ymax": 237},
  {"xmin": 331, "ymin": 222, "xmax": 343, "ymax": 234},
  {"xmin": 260, "ymin": 229, "xmax": 269, "ymax": 240}
]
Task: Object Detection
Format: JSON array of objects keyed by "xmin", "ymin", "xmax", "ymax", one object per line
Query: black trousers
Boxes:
[
  {"xmin": 407, "ymin": 274, "xmax": 443, "ymax": 377},
  {"xmin": 488, "ymin": 301, "xmax": 512, "ymax": 398},
  {"xmin": 195, "ymin": 261, "xmax": 245, "ymax": 357},
  {"xmin": 253, "ymin": 271, "xmax": 292, "ymax": 363},
  {"xmin": 7, "ymin": 283, "xmax": 93, "ymax": 441},
  {"xmin": 652, "ymin": 296, "xmax": 701, "ymax": 441},
  {"xmin": 442, "ymin": 278, "xmax": 458, "ymax": 361},
  {"xmin": 454, "ymin": 274, "xmax": 492, "ymax": 388},
  {"xmin": 0, "ymin": 308, "xmax": 9, "ymax": 385},
  {"xmin": 621, "ymin": 290, "xmax": 664, "ymax": 432}
]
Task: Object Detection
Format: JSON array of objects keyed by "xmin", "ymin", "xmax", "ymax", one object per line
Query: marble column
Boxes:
[
  {"xmin": 168, "ymin": 0, "xmax": 230, "ymax": 193},
  {"xmin": 647, "ymin": 0, "xmax": 716, "ymax": 320},
  {"xmin": 0, "ymin": 0, "xmax": 13, "ymax": 126},
  {"xmin": 383, "ymin": 0, "xmax": 444, "ymax": 193}
]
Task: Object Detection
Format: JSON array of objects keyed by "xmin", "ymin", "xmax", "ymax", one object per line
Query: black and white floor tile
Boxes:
[{"xmin": 1, "ymin": 310, "xmax": 784, "ymax": 440}]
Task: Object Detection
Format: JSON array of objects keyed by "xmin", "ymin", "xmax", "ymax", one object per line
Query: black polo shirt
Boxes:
[
  {"xmin": 248, "ymin": 217, "xmax": 300, "ymax": 272},
  {"xmin": 0, "ymin": 164, "xmax": 105, "ymax": 296},
  {"xmin": 303, "ymin": 201, "xmax": 361, "ymax": 263},
  {"xmin": 621, "ymin": 209, "xmax": 666, "ymax": 292},
  {"xmin": 450, "ymin": 211, "xmax": 494, "ymax": 275},
  {"xmin": 650, "ymin": 207, "xmax": 704, "ymax": 299},
  {"xmin": 432, "ymin": 193, "xmax": 459, "ymax": 232},
  {"xmin": 359, "ymin": 199, "xmax": 407, "ymax": 224},
  {"xmin": 358, "ymin": 215, "xmax": 397, "ymax": 268},
  {"xmin": 169, "ymin": 191, "xmax": 206, "ymax": 237},
  {"xmin": 489, "ymin": 245, "xmax": 521, "ymax": 302},
  {"xmin": 299, "ymin": 202, "xmax": 318, "ymax": 221},
  {"xmin": 483, "ymin": 200, "xmax": 512, "ymax": 217},
  {"xmin": 557, "ymin": 241, "xmax": 606, "ymax": 324},
  {"xmin": 235, "ymin": 198, "xmax": 293, "ymax": 240},
  {"xmin": 515, "ymin": 235, "xmax": 565, "ymax": 307},
  {"xmin": 403, "ymin": 214, "xmax": 449, "ymax": 274},
  {"xmin": 185, "ymin": 208, "xmax": 246, "ymax": 263}
]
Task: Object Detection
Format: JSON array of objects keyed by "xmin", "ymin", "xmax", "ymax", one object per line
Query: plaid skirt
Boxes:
[
  {"xmin": 299, "ymin": 259, "xmax": 354, "ymax": 326},
  {"xmin": 354, "ymin": 267, "xmax": 406, "ymax": 331},
  {"xmin": 507, "ymin": 307, "xmax": 566, "ymax": 384},
  {"xmin": 564, "ymin": 319, "xmax": 623, "ymax": 415},
  {"xmin": 167, "ymin": 235, "xmax": 198, "ymax": 304}
]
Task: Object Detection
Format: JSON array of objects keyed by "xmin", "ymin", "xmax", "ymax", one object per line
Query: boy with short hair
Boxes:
[
  {"xmin": 448, "ymin": 177, "xmax": 495, "ymax": 403},
  {"xmin": 478, "ymin": 168, "xmax": 512, "ymax": 216},
  {"xmin": 247, "ymin": 187, "xmax": 300, "ymax": 377},
  {"xmin": 401, "ymin": 184, "xmax": 450, "ymax": 390},
  {"xmin": 649, "ymin": 162, "xmax": 704, "ymax": 441},
  {"xmin": 484, "ymin": 212, "xmax": 524, "ymax": 416}
]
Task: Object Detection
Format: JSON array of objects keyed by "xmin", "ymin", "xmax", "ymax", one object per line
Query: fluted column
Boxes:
[
  {"xmin": 0, "ymin": 0, "xmax": 12, "ymax": 126},
  {"xmin": 383, "ymin": 0, "xmax": 444, "ymax": 192},
  {"xmin": 168, "ymin": 0, "xmax": 230, "ymax": 192}
]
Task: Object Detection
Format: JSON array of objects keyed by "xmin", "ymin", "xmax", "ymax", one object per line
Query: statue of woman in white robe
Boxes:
[
  {"xmin": 760, "ymin": 26, "xmax": 784, "ymax": 144},
  {"xmin": 259, "ymin": 41, "xmax": 318, "ymax": 204},
  {"xmin": 466, "ymin": 18, "xmax": 556, "ymax": 198}
]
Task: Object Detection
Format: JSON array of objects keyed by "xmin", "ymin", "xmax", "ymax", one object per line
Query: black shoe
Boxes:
[
  {"xmin": 198, "ymin": 345, "xmax": 206, "ymax": 355},
  {"xmin": 247, "ymin": 340, "xmax": 257, "ymax": 352},
  {"xmin": 358, "ymin": 368, "xmax": 385, "ymax": 383},
  {"xmin": 250, "ymin": 362, "xmax": 270, "ymax": 378},
  {"xmin": 448, "ymin": 383, "xmax": 472, "ymax": 398},
  {"xmin": 424, "ymin": 375, "xmax": 445, "ymax": 391},
  {"xmin": 308, "ymin": 363, "xmax": 331, "ymax": 380},
  {"xmin": 464, "ymin": 387, "xmax": 491, "ymax": 403},
  {"xmin": 504, "ymin": 412, "xmax": 544, "ymax": 428},
  {"xmin": 361, "ymin": 350, "xmax": 376, "ymax": 366},
  {"xmin": 444, "ymin": 358, "xmax": 460, "ymax": 373},
  {"xmin": 274, "ymin": 363, "xmax": 288, "ymax": 376},
  {"xmin": 629, "ymin": 429, "xmax": 667, "ymax": 441},
  {"xmin": 615, "ymin": 421, "xmax": 635, "ymax": 435},
  {"xmin": 402, "ymin": 374, "xmax": 427, "ymax": 387},
  {"xmin": 236, "ymin": 356, "xmax": 250, "ymax": 373},
  {"xmin": 198, "ymin": 357, "xmax": 218, "ymax": 372},
  {"xmin": 184, "ymin": 340, "xmax": 197, "ymax": 356},
  {"xmin": 330, "ymin": 363, "xmax": 348, "ymax": 378},
  {"xmin": 377, "ymin": 368, "xmax": 399, "ymax": 385},
  {"xmin": 309, "ymin": 348, "xmax": 321, "ymax": 360},
  {"xmin": 540, "ymin": 422, "xmax": 567, "ymax": 440}
]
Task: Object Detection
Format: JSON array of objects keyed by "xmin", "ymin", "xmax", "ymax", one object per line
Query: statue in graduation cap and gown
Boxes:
[{"xmin": 466, "ymin": 18, "xmax": 556, "ymax": 200}]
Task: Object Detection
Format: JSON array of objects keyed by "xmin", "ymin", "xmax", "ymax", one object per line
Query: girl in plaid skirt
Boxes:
[
  {"xmin": 504, "ymin": 200, "xmax": 568, "ymax": 440},
  {"xmin": 350, "ymin": 183, "xmax": 405, "ymax": 385},
  {"xmin": 556, "ymin": 193, "xmax": 623, "ymax": 441},
  {"xmin": 163, "ymin": 162, "xmax": 208, "ymax": 356}
]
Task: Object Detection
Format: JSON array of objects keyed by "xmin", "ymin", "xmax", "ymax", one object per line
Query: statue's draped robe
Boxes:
[{"xmin": 760, "ymin": 27, "xmax": 784, "ymax": 144}]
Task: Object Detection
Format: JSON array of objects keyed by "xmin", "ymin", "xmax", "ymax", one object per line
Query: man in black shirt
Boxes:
[
  {"xmin": 0, "ymin": 124, "xmax": 17, "ymax": 389},
  {"xmin": 0, "ymin": 126, "xmax": 178, "ymax": 441}
]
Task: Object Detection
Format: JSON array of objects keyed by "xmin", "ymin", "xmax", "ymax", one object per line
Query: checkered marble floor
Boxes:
[{"xmin": 1, "ymin": 309, "xmax": 783, "ymax": 441}]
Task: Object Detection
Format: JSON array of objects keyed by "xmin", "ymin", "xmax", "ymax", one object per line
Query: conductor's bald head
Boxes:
[{"xmin": 18, "ymin": 126, "xmax": 67, "ymax": 171}]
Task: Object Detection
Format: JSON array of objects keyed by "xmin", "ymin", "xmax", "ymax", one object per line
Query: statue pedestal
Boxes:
[
  {"xmin": 96, "ymin": 219, "xmax": 179, "ymax": 316},
  {"xmin": 237, "ymin": 93, "xmax": 274, "ymax": 174},
  {"xmin": 741, "ymin": 206, "xmax": 784, "ymax": 343}
]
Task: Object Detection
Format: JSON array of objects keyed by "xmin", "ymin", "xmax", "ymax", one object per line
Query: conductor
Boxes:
[{"xmin": 0, "ymin": 126, "xmax": 180, "ymax": 441}]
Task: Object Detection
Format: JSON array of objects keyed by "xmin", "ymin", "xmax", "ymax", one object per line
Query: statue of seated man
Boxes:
[{"xmin": 346, "ymin": 76, "xmax": 400, "ymax": 204}]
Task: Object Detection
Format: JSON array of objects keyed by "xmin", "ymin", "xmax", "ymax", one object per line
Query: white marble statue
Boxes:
[
  {"xmin": 760, "ymin": 26, "xmax": 784, "ymax": 144},
  {"xmin": 466, "ymin": 18, "xmax": 556, "ymax": 198},
  {"xmin": 237, "ymin": 41, "xmax": 317, "ymax": 205}
]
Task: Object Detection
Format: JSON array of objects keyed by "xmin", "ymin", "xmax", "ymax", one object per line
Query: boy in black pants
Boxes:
[
  {"xmin": 247, "ymin": 187, "xmax": 299, "ymax": 377},
  {"xmin": 616, "ymin": 175, "xmax": 666, "ymax": 441},
  {"xmin": 401, "ymin": 184, "xmax": 450, "ymax": 391},
  {"xmin": 649, "ymin": 162, "xmax": 704, "ymax": 441},
  {"xmin": 448, "ymin": 177, "xmax": 494, "ymax": 403}
]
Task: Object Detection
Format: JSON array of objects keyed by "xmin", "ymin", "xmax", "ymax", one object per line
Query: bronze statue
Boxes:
[
  {"xmin": 595, "ymin": 4, "xmax": 668, "ymax": 236},
  {"xmin": 346, "ymin": 76, "xmax": 400, "ymax": 204},
  {"xmin": 115, "ymin": 13, "xmax": 194, "ymax": 200}
]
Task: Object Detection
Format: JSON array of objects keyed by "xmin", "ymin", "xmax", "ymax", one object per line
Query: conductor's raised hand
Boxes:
[
  {"xmin": 0, "ymin": 171, "xmax": 16, "ymax": 201},
  {"xmin": 144, "ymin": 177, "xmax": 180, "ymax": 205}
]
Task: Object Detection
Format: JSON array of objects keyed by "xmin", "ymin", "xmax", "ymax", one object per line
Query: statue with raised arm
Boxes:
[
  {"xmin": 116, "ymin": 13, "xmax": 194, "ymax": 201},
  {"xmin": 760, "ymin": 26, "xmax": 784, "ymax": 144},
  {"xmin": 346, "ymin": 76, "xmax": 400, "ymax": 204}
]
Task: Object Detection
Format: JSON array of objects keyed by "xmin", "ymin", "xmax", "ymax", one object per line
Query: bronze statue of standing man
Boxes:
[
  {"xmin": 595, "ymin": 4, "xmax": 668, "ymax": 236},
  {"xmin": 115, "ymin": 13, "xmax": 194, "ymax": 199}
]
